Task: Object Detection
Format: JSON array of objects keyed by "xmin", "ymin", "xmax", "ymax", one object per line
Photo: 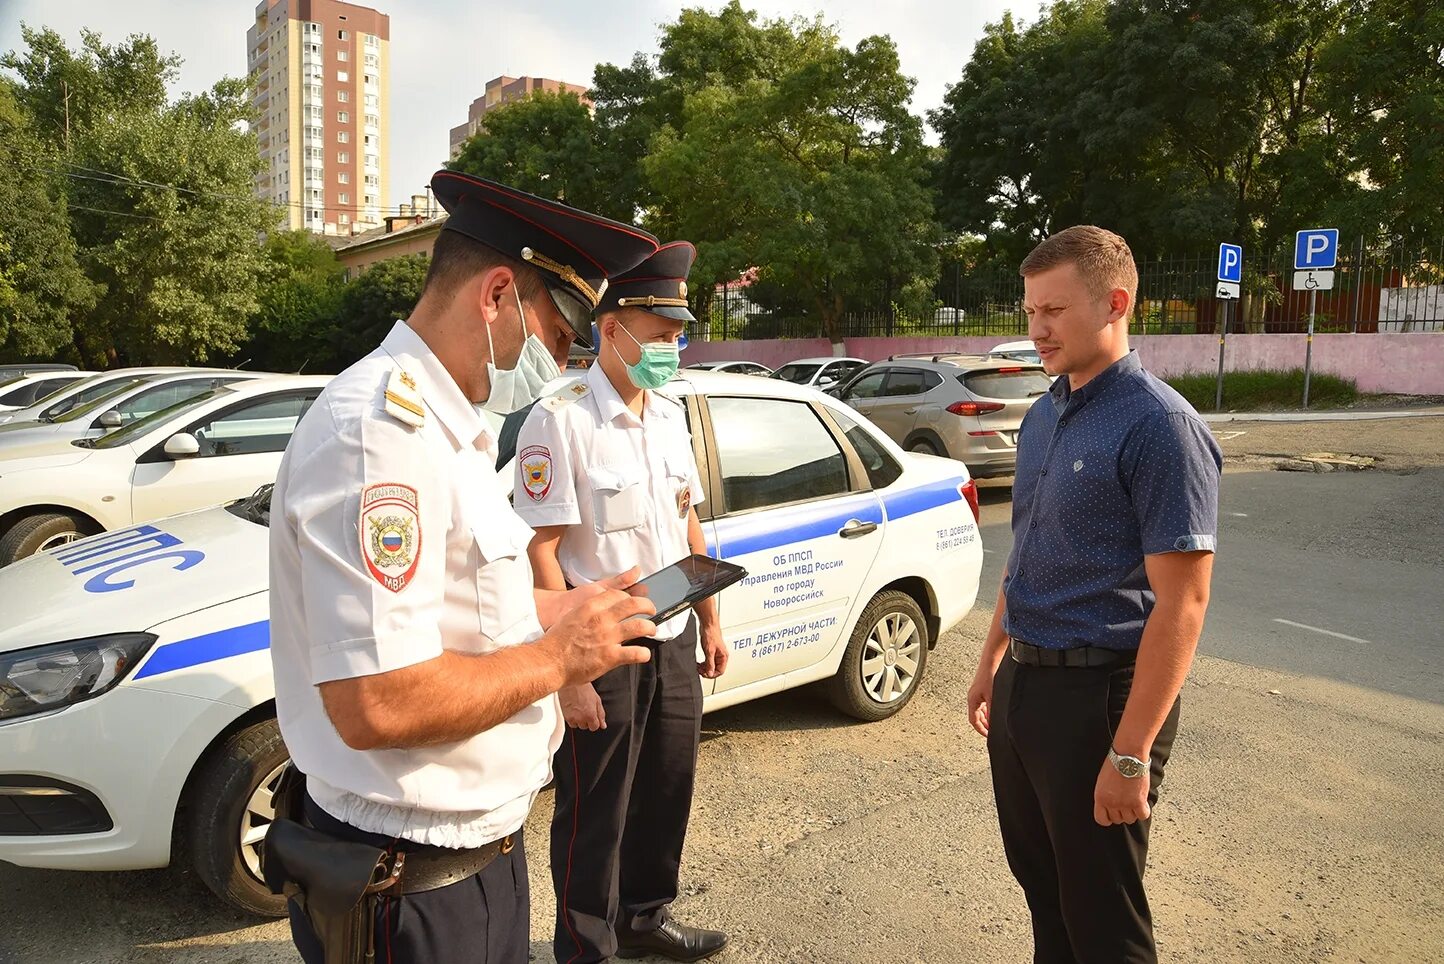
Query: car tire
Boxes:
[
  {"xmin": 827, "ymin": 590, "xmax": 930, "ymax": 722},
  {"xmin": 908, "ymin": 438, "xmax": 939, "ymax": 456},
  {"xmin": 186, "ymin": 717, "xmax": 290, "ymax": 917},
  {"xmin": 0, "ymin": 512, "xmax": 89, "ymax": 565}
]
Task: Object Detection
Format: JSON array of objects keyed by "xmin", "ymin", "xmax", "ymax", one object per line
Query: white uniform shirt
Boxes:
[
  {"xmin": 269, "ymin": 321, "xmax": 562, "ymax": 849},
  {"xmin": 512, "ymin": 363, "xmax": 704, "ymax": 640}
]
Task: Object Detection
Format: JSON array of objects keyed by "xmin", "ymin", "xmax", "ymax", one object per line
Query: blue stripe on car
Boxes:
[
  {"xmin": 132, "ymin": 620, "xmax": 270, "ymax": 680},
  {"xmin": 131, "ymin": 478, "xmax": 969, "ymax": 678}
]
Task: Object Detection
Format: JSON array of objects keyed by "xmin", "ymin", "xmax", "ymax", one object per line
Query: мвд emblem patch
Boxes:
[
  {"xmin": 520, "ymin": 445, "xmax": 553, "ymax": 502},
  {"xmin": 360, "ymin": 483, "xmax": 421, "ymax": 592}
]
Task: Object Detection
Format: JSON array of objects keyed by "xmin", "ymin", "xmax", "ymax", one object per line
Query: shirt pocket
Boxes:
[
  {"xmin": 473, "ymin": 515, "xmax": 536, "ymax": 643},
  {"xmin": 590, "ymin": 464, "xmax": 647, "ymax": 535}
]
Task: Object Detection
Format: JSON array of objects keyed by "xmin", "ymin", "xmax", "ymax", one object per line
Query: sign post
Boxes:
[
  {"xmin": 1294, "ymin": 229, "xmax": 1338, "ymax": 407},
  {"xmin": 1215, "ymin": 243, "xmax": 1242, "ymax": 410}
]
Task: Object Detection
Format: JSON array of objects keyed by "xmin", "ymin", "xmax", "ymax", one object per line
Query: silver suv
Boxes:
[{"xmin": 835, "ymin": 355, "xmax": 1052, "ymax": 478}]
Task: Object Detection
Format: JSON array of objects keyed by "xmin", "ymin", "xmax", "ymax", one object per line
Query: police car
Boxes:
[
  {"xmin": 0, "ymin": 376, "xmax": 329, "ymax": 564},
  {"xmin": 0, "ymin": 372, "xmax": 982, "ymax": 916}
]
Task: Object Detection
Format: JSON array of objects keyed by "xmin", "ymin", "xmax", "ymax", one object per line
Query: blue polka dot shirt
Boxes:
[{"xmin": 1003, "ymin": 351, "xmax": 1222, "ymax": 650}]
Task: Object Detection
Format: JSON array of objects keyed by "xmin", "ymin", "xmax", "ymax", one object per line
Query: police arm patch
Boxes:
[
  {"xmin": 360, "ymin": 482, "xmax": 421, "ymax": 592},
  {"xmin": 520, "ymin": 445, "xmax": 553, "ymax": 502}
]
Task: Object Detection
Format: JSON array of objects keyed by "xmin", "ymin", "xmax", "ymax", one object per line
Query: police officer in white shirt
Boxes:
[
  {"xmin": 267, "ymin": 171, "xmax": 664, "ymax": 964},
  {"xmin": 513, "ymin": 242, "xmax": 729, "ymax": 963}
]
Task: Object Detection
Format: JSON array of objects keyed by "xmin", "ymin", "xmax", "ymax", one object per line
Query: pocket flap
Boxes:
[
  {"xmin": 473, "ymin": 514, "xmax": 534, "ymax": 562},
  {"xmin": 589, "ymin": 464, "xmax": 643, "ymax": 492}
]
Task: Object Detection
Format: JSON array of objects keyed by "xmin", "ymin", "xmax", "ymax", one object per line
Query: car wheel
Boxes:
[
  {"xmin": 908, "ymin": 438, "xmax": 939, "ymax": 456},
  {"xmin": 186, "ymin": 717, "xmax": 290, "ymax": 917},
  {"xmin": 827, "ymin": 590, "xmax": 930, "ymax": 722},
  {"xmin": 0, "ymin": 512, "xmax": 89, "ymax": 565}
]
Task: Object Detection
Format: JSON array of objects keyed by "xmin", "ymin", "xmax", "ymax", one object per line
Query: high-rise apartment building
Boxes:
[
  {"xmin": 448, "ymin": 76, "xmax": 590, "ymax": 158},
  {"xmin": 247, "ymin": 0, "xmax": 390, "ymax": 234}
]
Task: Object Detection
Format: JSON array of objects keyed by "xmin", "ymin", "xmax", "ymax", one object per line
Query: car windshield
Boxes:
[
  {"xmin": 85, "ymin": 388, "xmax": 228, "ymax": 449},
  {"xmin": 773, "ymin": 363, "xmax": 821, "ymax": 384},
  {"xmin": 49, "ymin": 382, "xmax": 144, "ymax": 423},
  {"xmin": 38, "ymin": 376, "xmax": 143, "ymax": 421},
  {"xmin": 226, "ymin": 484, "xmax": 274, "ymax": 528}
]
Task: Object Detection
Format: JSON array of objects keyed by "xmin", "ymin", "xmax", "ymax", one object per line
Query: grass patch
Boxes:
[{"xmin": 1167, "ymin": 368, "xmax": 1359, "ymax": 411}]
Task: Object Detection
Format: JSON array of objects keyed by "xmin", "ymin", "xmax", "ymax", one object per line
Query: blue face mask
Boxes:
[{"xmin": 614, "ymin": 323, "xmax": 680, "ymax": 390}]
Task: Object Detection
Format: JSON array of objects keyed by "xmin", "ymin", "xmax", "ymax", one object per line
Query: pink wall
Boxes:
[{"xmin": 681, "ymin": 334, "xmax": 1444, "ymax": 396}]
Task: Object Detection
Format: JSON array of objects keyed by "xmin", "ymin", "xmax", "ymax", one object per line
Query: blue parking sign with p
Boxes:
[
  {"xmin": 1295, "ymin": 229, "xmax": 1338, "ymax": 270},
  {"xmin": 1217, "ymin": 243, "xmax": 1242, "ymax": 283}
]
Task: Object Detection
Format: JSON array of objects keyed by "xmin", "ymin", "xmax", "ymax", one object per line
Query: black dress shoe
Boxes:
[{"xmin": 616, "ymin": 918, "xmax": 728, "ymax": 962}]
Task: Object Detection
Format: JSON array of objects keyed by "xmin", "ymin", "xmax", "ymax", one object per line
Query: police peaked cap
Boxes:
[
  {"xmin": 594, "ymin": 241, "xmax": 697, "ymax": 324},
  {"xmin": 430, "ymin": 170, "xmax": 659, "ymax": 349}
]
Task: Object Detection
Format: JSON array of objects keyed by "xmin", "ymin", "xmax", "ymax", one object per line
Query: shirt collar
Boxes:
[
  {"xmin": 1049, "ymin": 350, "xmax": 1141, "ymax": 414},
  {"xmin": 381, "ymin": 321, "xmax": 490, "ymax": 448},
  {"xmin": 586, "ymin": 362, "xmax": 669, "ymax": 426}
]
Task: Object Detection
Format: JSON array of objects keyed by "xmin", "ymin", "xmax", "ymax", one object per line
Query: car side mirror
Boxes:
[
  {"xmin": 163, "ymin": 433, "xmax": 200, "ymax": 459},
  {"xmin": 818, "ymin": 375, "xmax": 838, "ymax": 388},
  {"xmin": 98, "ymin": 410, "xmax": 123, "ymax": 429}
]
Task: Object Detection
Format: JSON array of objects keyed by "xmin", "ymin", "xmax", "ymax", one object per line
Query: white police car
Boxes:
[{"xmin": 0, "ymin": 372, "xmax": 983, "ymax": 915}]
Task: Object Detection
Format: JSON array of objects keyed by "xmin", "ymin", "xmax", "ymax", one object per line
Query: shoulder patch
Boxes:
[
  {"xmin": 383, "ymin": 368, "xmax": 425, "ymax": 428},
  {"xmin": 519, "ymin": 445, "xmax": 553, "ymax": 501},
  {"xmin": 360, "ymin": 483, "xmax": 421, "ymax": 592},
  {"xmin": 540, "ymin": 380, "xmax": 590, "ymax": 413}
]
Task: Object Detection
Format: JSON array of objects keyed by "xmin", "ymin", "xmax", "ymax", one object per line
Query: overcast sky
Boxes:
[{"xmin": 0, "ymin": 0, "xmax": 1040, "ymax": 208}]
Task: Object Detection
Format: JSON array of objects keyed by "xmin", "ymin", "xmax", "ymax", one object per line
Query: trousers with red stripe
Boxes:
[{"xmin": 550, "ymin": 620, "xmax": 703, "ymax": 964}]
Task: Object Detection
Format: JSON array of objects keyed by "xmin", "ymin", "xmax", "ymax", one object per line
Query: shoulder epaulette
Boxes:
[
  {"xmin": 540, "ymin": 379, "xmax": 591, "ymax": 413},
  {"xmin": 383, "ymin": 368, "xmax": 425, "ymax": 428}
]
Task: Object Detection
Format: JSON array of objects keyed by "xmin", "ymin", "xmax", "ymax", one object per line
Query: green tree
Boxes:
[
  {"xmin": 449, "ymin": 91, "xmax": 637, "ymax": 221},
  {"xmin": 0, "ymin": 81, "xmax": 97, "ymax": 361},
  {"xmin": 3, "ymin": 27, "xmax": 278, "ymax": 366},
  {"xmin": 325, "ymin": 255, "xmax": 429, "ymax": 371},
  {"xmin": 243, "ymin": 231, "xmax": 346, "ymax": 373},
  {"xmin": 641, "ymin": 5, "xmax": 939, "ymax": 343}
]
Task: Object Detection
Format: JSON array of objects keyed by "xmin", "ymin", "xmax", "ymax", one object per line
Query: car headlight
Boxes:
[{"xmin": 0, "ymin": 633, "xmax": 157, "ymax": 721}]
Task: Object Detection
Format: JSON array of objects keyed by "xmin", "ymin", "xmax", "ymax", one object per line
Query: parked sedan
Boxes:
[
  {"xmin": 0, "ymin": 371, "xmax": 982, "ymax": 916},
  {"xmin": 835, "ymin": 354, "xmax": 1052, "ymax": 478},
  {"xmin": 0, "ymin": 375, "xmax": 328, "ymax": 564},
  {"xmin": 683, "ymin": 359, "xmax": 775, "ymax": 377},
  {"xmin": 0, "ymin": 371, "xmax": 93, "ymax": 412},
  {"xmin": 772, "ymin": 356, "xmax": 869, "ymax": 391},
  {"xmin": 0, "ymin": 367, "xmax": 203, "ymax": 426},
  {"xmin": 988, "ymin": 340, "xmax": 1043, "ymax": 366},
  {"xmin": 0, "ymin": 370, "xmax": 258, "ymax": 458}
]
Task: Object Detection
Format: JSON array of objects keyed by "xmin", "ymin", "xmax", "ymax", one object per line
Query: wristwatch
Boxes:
[{"xmin": 1108, "ymin": 747, "xmax": 1148, "ymax": 779}]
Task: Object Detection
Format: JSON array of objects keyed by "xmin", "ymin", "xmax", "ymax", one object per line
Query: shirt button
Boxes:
[
  {"xmin": 1040, "ymin": 469, "xmax": 1048, "ymax": 476},
  {"xmin": 1030, "ymin": 521, "xmax": 1038, "ymax": 529}
]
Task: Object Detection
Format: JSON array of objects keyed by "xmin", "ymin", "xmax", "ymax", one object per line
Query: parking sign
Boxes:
[
  {"xmin": 1217, "ymin": 243, "xmax": 1242, "ymax": 283},
  {"xmin": 1295, "ymin": 229, "xmax": 1339, "ymax": 270}
]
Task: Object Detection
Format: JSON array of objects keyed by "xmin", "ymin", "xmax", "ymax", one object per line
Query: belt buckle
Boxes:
[
  {"xmin": 499, "ymin": 835, "xmax": 514, "ymax": 855},
  {"xmin": 369, "ymin": 850, "xmax": 405, "ymax": 894}
]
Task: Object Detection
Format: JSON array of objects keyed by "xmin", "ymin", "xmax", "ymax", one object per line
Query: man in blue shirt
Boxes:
[{"xmin": 966, "ymin": 225, "xmax": 1222, "ymax": 964}]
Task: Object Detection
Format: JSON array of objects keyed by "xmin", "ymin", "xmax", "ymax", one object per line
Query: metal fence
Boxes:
[{"xmin": 693, "ymin": 240, "xmax": 1444, "ymax": 341}]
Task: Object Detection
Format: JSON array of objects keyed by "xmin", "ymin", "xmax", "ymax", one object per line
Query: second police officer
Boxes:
[{"xmin": 512, "ymin": 242, "xmax": 730, "ymax": 963}]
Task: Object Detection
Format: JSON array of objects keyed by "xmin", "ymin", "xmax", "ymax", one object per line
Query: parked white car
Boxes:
[
  {"xmin": 0, "ymin": 370, "xmax": 258, "ymax": 459},
  {"xmin": 988, "ymin": 340, "xmax": 1042, "ymax": 366},
  {"xmin": 682, "ymin": 359, "xmax": 775, "ymax": 376},
  {"xmin": 771, "ymin": 356, "xmax": 869, "ymax": 391},
  {"xmin": 0, "ymin": 372, "xmax": 95, "ymax": 413},
  {"xmin": 0, "ymin": 371, "xmax": 982, "ymax": 915},
  {"xmin": 0, "ymin": 367, "xmax": 203, "ymax": 426},
  {"xmin": 0, "ymin": 375, "xmax": 329, "ymax": 564}
]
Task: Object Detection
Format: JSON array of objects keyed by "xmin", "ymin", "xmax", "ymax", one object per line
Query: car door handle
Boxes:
[{"xmin": 838, "ymin": 519, "xmax": 878, "ymax": 539}]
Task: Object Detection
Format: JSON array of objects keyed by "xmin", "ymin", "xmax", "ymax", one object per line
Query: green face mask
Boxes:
[{"xmin": 615, "ymin": 323, "xmax": 680, "ymax": 390}]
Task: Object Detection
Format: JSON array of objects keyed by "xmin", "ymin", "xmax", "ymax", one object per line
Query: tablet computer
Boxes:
[{"xmin": 631, "ymin": 554, "xmax": 748, "ymax": 626}]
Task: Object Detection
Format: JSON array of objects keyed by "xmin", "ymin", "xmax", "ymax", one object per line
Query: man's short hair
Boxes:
[
  {"xmin": 423, "ymin": 229, "xmax": 545, "ymax": 302},
  {"xmin": 1019, "ymin": 225, "xmax": 1138, "ymax": 303}
]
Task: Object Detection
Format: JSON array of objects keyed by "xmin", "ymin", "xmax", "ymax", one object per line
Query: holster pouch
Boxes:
[{"xmin": 261, "ymin": 765, "xmax": 402, "ymax": 964}]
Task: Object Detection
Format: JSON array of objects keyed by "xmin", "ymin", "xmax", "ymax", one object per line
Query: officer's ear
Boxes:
[{"xmin": 473, "ymin": 265, "xmax": 519, "ymax": 327}]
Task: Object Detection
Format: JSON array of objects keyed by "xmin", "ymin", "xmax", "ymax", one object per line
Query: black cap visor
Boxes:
[{"xmin": 544, "ymin": 280, "xmax": 595, "ymax": 349}]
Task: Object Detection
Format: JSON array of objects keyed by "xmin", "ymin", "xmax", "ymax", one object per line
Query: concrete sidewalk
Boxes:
[{"xmin": 1203, "ymin": 406, "xmax": 1444, "ymax": 423}]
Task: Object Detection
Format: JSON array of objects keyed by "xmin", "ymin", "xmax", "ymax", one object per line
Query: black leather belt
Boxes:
[
  {"xmin": 386, "ymin": 834, "xmax": 515, "ymax": 895},
  {"xmin": 1009, "ymin": 639, "xmax": 1136, "ymax": 668}
]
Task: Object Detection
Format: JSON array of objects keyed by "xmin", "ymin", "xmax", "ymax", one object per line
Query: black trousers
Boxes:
[
  {"xmin": 987, "ymin": 655, "xmax": 1181, "ymax": 964},
  {"xmin": 289, "ymin": 792, "xmax": 530, "ymax": 964},
  {"xmin": 550, "ymin": 621, "xmax": 703, "ymax": 964}
]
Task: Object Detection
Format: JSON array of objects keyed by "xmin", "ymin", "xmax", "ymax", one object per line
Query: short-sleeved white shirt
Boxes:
[
  {"xmin": 512, "ymin": 364, "xmax": 704, "ymax": 640},
  {"xmin": 269, "ymin": 321, "xmax": 562, "ymax": 849}
]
